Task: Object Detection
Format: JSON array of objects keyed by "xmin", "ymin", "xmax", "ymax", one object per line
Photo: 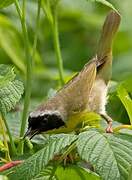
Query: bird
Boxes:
[{"xmin": 24, "ymin": 10, "xmax": 121, "ymax": 139}]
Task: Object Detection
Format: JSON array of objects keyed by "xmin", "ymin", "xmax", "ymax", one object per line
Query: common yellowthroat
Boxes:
[{"xmin": 25, "ymin": 11, "xmax": 121, "ymax": 139}]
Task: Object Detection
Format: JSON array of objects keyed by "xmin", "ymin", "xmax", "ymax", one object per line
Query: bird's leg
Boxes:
[{"xmin": 100, "ymin": 113, "xmax": 113, "ymax": 133}]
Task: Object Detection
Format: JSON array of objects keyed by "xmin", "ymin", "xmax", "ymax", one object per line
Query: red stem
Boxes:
[{"xmin": 0, "ymin": 160, "xmax": 23, "ymax": 172}]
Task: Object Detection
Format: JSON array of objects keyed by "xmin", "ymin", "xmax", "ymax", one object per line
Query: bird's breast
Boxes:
[{"xmin": 88, "ymin": 78, "xmax": 108, "ymax": 114}]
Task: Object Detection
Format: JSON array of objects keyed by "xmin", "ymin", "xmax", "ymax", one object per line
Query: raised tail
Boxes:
[
  {"xmin": 97, "ymin": 10, "xmax": 121, "ymax": 60},
  {"xmin": 96, "ymin": 10, "xmax": 121, "ymax": 83}
]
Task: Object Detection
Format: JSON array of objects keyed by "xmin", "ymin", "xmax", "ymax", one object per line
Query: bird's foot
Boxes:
[
  {"xmin": 100, "ymin": 114, "xmax": 113, "ymax": 133},
  {"xmin": 106, "ymin": 122, "xmax": 113, "ymax": 133}
]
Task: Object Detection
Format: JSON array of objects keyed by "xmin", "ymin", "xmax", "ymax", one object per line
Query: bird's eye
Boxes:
[
  {"xmin": 40, "ymin": 117, "xmax": 47, "ymax": 126},
  {"xmin": 41, "ymin": 121, "xmax": 46, "ymax": 127}
]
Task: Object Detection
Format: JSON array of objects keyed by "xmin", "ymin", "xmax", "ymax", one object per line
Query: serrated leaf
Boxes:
[
  {"xmin": 33, "ymin": 165, "xmax": 56, "ymax": 180},
  {"xmin": 87, "ymin": 0, "xmax": 118, "ymax": 12},
  {"xmin": 0, "ymin": 0, "xmax": 14, "ymax": 9},
  {"xmin": 0, "ymin": 80, "xmax": 24, "ymax": 115},
  {"xmin": 4, "ymin": 134, "xmax": 76, "ymax": 180},
  {"xmin": 0, "ymin": 65, "xmax": 15, "ymax": 87},
  {"xmin": 0, "ymin": 65, "xmax": 24, "ymax": 115},
  {"xmin": 77, "ymin": 129, "xmax": 132, "ymax": 180},
  {"xmin": 117, "ymin": 85, "xmax": 132, "ymax": 124}
]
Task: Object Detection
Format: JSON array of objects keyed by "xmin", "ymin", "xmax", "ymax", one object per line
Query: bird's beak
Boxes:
[{"xmin": 23, "ymin": 128, "xmax": 39, "ymax": 140}]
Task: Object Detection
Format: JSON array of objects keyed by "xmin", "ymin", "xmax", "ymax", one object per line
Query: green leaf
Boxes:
[
  {"xmin": 87, "ymin": 0, "xmax": 118, "ymax": 12},
  {"xmin": 77, "ymin": 129, "xmax": 132, "ymax": 180},
  {"xmin": 0, "ymin": 0, "xmax": 14, "ymax": 9},
  {"xmin": 122, "ymin": 77, "xmax": 132, "ymax": 92},
  {"xmin": 32, "ymin": 165, "xmax": 56, "ymax": 180},
  {"xmin": 0, "ymin": 140, "xmax": 7, "ymax": 152},
  {"xmin": 34, "ymin": 164, "xmax": 101, "ymax": 180},
  {"xmin": 0, "ymin": 65, "xmax": 24, "ymax": 115},
  {"xmin": 6, "ymin": 111, "xmax": 21, "ymax": 137},
  {"xmin": 0, "ymin": 175, "xmax": 8, "ymax": 180},
  {"xmin": 4, "ymin": 134, "xmax": 76, "ymax": 179},
  {"xmin": 128, "ymin": 165, "xmax": 132, "ymax": 180},
  {"xmin": 0, "ymin": 80, "xmax": 24, "ymax": 115},
  {"xmin": 55, "ymin": 165, "xmax": 101, "ymax": 180},
  {"xmin": 107, "ymin": 91, "xmax": 130, "ymax": 124},
  {"xmin": 0, "ymin": 65, "xmax": 15, "ymax": 87},
  {"xmin": 0, "ymin": 15, "xmax": 26, "ymax": 73},
  {"xmin": 117, "ymin": 85, "xmax": 132, "ymax": 124},
  {"xmin": 0, "ymin": 15, "xmax": 41, "ymax": 73}
]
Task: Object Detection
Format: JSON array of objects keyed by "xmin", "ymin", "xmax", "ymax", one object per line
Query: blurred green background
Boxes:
[{"xmin": 0, "ymin": 0, "xmax": 132, "ymax": 124}]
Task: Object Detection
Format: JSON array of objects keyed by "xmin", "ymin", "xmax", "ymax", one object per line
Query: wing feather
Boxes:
[
  {"xmin": 56, "ymin": 60, "xmax": 97, "ymax": 115},
  {"xmin": 34, "ymin": 60, "xmax": 97, "ymax": 120}
]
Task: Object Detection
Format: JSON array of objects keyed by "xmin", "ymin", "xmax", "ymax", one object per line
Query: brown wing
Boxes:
[
  {"xmin": 35, "ymin": 59, "xmax": 97, "ymax": 120},
  {"xmin": 55, "ymin": 60, "xmax": 97, "ymax": 116}
]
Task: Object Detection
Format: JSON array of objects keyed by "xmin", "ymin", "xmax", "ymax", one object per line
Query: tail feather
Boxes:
[
  {"xmin": 97, "ymin": 10, "xmax": 121, "ymax": 60},
  {"xmin": 95, "ymin": 10, "xmax": 121, "ymax": 83}
]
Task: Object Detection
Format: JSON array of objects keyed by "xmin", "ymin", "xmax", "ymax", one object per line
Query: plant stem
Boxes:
[
  {"xmin": 31, "ymin": 0, "xmax": 41, "ymax": 60},
  {"xmin": 15, "ymin": 0, "xmax": 41, "ymax": 154},
  {"xmin": 113, "ymin": 125, "xmax": 132, "ymax": 132},
  {"xmin": 49, "ymin": 141, "xmax": 76, "ymax": 179},
  {"xmin": 52, "ymin": 6, "xmax": 64, "ymax": 86},
  {"xmin": 42, "ymin": 1, "xmax": 64, "ymax": 85},
  {"xmin": 1, "ymin": 114, "xmax": 17, "ymax": 155},
  {"xmin": 42, "ymin": 0, "xmax": 53, "ymax": 25},
  {"xmin": 15, "ymin": 0, "xmax": 32, "ymax": 154},
  {"xmin": 59, "ymin": 141, "xmax": 76, "ymax": 163},
  {"xmin": 0, "ymin": 115, "xmax": 11, "ymax": 162}
]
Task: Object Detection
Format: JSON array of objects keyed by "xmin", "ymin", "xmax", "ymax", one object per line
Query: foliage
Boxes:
[
  {"xmin": 2, "ymin": 129, "xmax": 132, "ymax": 180},
  {"xmin": 0, "ymin": 65, "xmax": 24, "ymax": 115},
  {"xmin": 3, "ymin": 134, "xmax": 77, "ymax": 179},
  {"xmin": 117, "ymin": 85, "xmax": 132, "ymax": 124},
  {"xmin": 87, "ymin": 0, "xmax": 118, "ymax": 12},
  {"xmin": 0, "ymin": 64, "xmax": 23, "ymax": 160},
  {"xmin": 0, "ymin": 15, "xmax": 26, "ymax": 73},
  {"xmin": 0, "ymin": 175, "xmax": 8, "ymax": 180},
  {"xmin": 0, "ymin": 0, "xmax": 14, "ymax": 9},
  {"xmin": 54, "ymin": 165, "xmax": 100, "ymax": 180},
  {"xmin": 77, "ymin": 130, "xmax": 132, "ymax": 180},
  {"xmin": 0, "ymin": 0, "xmax": 132, "ymax": 180}
]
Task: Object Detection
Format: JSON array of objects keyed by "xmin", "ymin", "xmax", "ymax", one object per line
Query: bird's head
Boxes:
[{"xmin": 24, "ymin": 111, "xmax": 65, "ymax": 139}]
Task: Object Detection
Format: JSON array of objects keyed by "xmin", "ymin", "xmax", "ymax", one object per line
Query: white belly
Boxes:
[{"xmin": 88, "ymin": 79, "xmax": 108, "ymax": 114}]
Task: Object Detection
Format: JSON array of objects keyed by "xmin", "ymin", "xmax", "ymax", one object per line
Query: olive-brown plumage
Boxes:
[{"xmin": 25, "ymin": 11, "xmax": 121, "ymax": 139}]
